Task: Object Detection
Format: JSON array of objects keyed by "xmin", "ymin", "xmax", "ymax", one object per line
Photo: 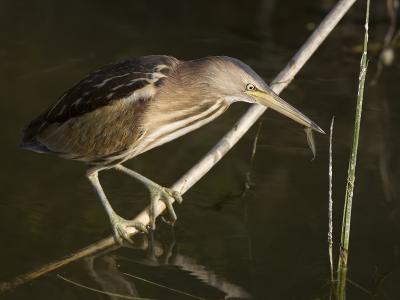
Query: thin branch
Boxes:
[
  {"xmin": 328, "ymin": 116, "xmax": 335, "ymax": 283},
  {"xmin": 0, "ymin": 0, "xmax": 357, "ymax": 294}
]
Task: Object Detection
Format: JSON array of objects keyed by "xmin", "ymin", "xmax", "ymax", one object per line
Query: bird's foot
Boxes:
[
  {"xmin": 149, "ymin": 186, "xmax": 182, "ymax": 230},
  {"xmin": 110, "ymin": 213, "xmax": 148, "ymax": 244}
]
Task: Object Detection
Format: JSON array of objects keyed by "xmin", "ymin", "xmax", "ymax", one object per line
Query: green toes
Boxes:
[
  {"xmin": 110, "ymin": 213, "xmax": 148, "ymax": 244},
  {"xmin": 148, "ymin": 187, "xmax": 182, "ymax": 230},
  {"xmin": 109, "ymin": 186, "xmax": 183, "ymax": 242}
]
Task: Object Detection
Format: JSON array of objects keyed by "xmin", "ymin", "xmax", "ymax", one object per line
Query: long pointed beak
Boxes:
[{"xmin": 249, "ymin": 89, "xmax": 325, "ymax": 134}]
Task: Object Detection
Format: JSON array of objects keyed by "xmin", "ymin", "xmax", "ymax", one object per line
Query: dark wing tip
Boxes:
[
  {"xmin": 20, "ymin": 140, "xmax": 51, "ymax": 153},
  {"xmin": 20, "ymin": 113, "xmax": 48, "ymax": 150}
]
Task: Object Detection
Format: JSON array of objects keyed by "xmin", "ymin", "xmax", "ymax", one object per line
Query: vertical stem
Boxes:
[
  {"xmin": 328, "ymin": 117, "xmax": 335, "ymax": 284},
  {"xmin": 337, "ymin": 0, "xmax": 370, "ymax": 298}
]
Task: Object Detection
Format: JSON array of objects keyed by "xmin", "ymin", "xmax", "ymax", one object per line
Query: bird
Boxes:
[{"xmin": 21, "ymin": 55, "xmax": 324, "ymax": 243}]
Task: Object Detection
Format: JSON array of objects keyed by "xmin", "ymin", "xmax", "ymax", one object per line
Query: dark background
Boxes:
[{"xmin": 1, "ymin": 0, "xmax": 399, "ymax": 299}]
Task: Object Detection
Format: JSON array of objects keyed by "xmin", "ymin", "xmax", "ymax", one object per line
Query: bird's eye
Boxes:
[{"xmin": 246, "ymin": 83, "xmax": 256, "ymax": 91}]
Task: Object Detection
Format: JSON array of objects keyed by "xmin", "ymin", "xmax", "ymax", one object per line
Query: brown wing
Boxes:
[{"xmin": 21, "ymin": 55, "xmax": 179, "ymax": 155}]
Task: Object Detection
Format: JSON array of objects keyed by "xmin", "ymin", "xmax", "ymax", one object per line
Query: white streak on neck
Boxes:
[{"xmin": 135, "ymin": 100, "xmax": 228, "ymax": 155}]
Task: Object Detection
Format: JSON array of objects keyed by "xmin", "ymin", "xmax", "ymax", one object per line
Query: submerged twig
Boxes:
[
  {"xmin": 0, "ymin": 0, "xmax": 357, "ymax": 294},
  {"xmin": 337, "ymin": 0, "xmax": 370, "ymax": 298},
  {"xmin": 328, "ymin": 116, "xmax": 335, "ymax": 283},
  {"xmin": 57, "ymin": 274, "xmax": 154, "ymax": 300},
  {"xmin": 122, "ymin": 272, "xmax": 210, "ymax": 300},
  {"xmin": 346, "ymin": 278, "xmax": 373, "ymax": 296}
]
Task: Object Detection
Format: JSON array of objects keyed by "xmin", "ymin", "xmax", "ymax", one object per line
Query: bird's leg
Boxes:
[
  {"xmin": 114, "ymin": 164, "xmax": 183, "ymax": 230},
  {"xmin": 86, "ymin": 168, "xmax": 148, "ymax": 244}
]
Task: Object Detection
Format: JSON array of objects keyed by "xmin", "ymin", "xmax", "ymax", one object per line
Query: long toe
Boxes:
[
  {"xmin": 165, "ymin": 188, "xmax": 183, "ymax": 204},
  {"xmin": 130, "ymin": 221, "xmax": 148, "ymax": 233},
  {"xmin": 111, "ymin": 215, "xmax": 148, "ymax": 244},
  {"xmin": 160, "ymin": 189, "xmax": 179, "ymax": 225},
  {"xmin": 115, "ymin": 224, "xmax": 134, "ymax": 244},
  {"xmin": 147, "ymin": 186, "xmax": 182, "ymax": 230}
]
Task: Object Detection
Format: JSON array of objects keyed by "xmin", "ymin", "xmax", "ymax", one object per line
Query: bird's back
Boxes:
[{"xmin": 21, "ymin": 55, "xmax": 180, "ymax": 166}]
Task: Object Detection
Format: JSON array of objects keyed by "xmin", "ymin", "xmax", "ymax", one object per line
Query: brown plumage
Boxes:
[
  {"xmin": 22, "ymin": 56, "xmax": 239, "ymax": 166},
  {"xmin": 22, "ymin": 55, "xmax": 180, "ymax": 165},
  {"xmin": 21, "ymin": 55, "xmax": 324, "ymax": 242}
]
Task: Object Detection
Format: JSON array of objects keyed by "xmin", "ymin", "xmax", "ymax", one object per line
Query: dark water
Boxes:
[{"xmin": 1, "ymin": 0, "xmax": 399, "ymax": 299}]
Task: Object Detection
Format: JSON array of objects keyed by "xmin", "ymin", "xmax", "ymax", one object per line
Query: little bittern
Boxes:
[{"xmin": 21, "ymin": 55, "xmax": 324, "ymax": 243}]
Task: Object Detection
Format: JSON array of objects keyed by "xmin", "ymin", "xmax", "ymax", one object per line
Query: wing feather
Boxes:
[{"xmin": 21, "ymin": 55, "xmax": 179, "ymax": 151}]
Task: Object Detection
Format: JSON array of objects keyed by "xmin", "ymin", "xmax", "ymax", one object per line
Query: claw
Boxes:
[
  {"xmin": 165, "ymin": 188, "xmax": 183, "ymax": 204},
  {"xmin": 172, "ymin": 191, "xmax": 183, "ymax": 204},
  {"xmin": 110, "ymin": 213, "xmax": 147, "ymax": 245},
  {"xmin": 163, "ymin": 196, "xmax": 177, "ymax": 222},
  {"xmin": 148, "ymin": 187, "xmax": 182, "ymax": 231},
  {"xmin": 161, "ymin": 215, "xmax": 176, "ymax": 226}
]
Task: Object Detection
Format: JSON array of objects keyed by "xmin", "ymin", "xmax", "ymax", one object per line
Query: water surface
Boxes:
[{"xmin": 1, "ymin": 1, "xmax": 399, "ymax": 299}]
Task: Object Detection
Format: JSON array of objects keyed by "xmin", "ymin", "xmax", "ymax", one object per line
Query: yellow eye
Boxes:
[{"xmin": 246, "ymin": 83, "xmax": 256, "ymax": 91}]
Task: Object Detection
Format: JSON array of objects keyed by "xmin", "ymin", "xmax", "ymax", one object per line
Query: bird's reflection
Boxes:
[
  {"xmin": 61, "ymin": 230, "xmax": 252, "ymax": 300},
  {"xmin": 84, "ymin": 255, "xmax": 140, "ymax": 299}
]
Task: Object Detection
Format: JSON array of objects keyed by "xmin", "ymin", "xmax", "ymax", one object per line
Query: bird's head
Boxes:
[{"xmin": 196, "ymin": 56, "xmax": 325, "ymax": 134}]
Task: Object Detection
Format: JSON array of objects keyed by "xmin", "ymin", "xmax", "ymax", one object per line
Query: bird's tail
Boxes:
[
  {"xmin": 20, "ymin": 114, "xmax": 51, "ymax": 154},
  {"xmin": 20, "ymin": 140, "xmax": 51, "ymax": 154}
]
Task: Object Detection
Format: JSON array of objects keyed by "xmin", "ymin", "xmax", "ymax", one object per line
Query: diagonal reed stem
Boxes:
[
  {"xmin": 0, "ymin": 0, "xmax": 357, "ymax": 294},
  {"xmin": 337, "ymin": 0, "xmax": 370, "ymax": 298}
]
